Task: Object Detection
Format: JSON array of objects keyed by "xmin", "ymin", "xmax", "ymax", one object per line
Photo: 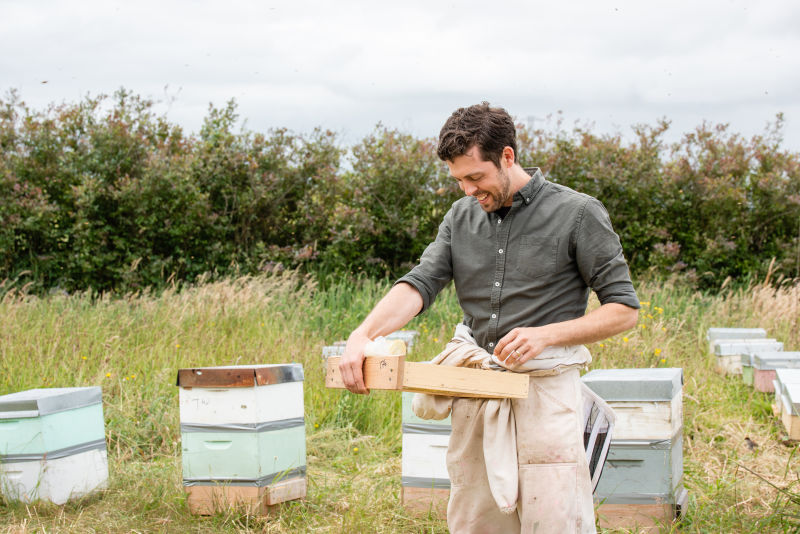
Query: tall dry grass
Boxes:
[{"xmin": 0, "ymin": 273, "xmax": 798, "ymax": 532}]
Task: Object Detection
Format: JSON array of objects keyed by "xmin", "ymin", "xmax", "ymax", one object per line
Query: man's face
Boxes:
[{"xmin": 446, "ymin": 146, "xmax": 512, "ymax": 212}]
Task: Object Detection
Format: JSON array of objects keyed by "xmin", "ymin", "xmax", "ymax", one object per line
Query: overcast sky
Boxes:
[{"xmin": 3, "ymin": 0, "xmax": 800, "ymax": 151}]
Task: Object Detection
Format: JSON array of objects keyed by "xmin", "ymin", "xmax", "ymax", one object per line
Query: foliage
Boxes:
[{"xmin": 2, "ymin": 90, "xmax": 799, "ymax": 292}]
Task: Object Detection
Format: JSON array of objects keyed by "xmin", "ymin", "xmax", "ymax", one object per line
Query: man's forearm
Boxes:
[
  {"xmin": 538, "ymin": 302, "xmax": 639, "ymax": 347},
  {"xmin": 495, "ymin": 302, "xmax": 638, "ymax": 365}
]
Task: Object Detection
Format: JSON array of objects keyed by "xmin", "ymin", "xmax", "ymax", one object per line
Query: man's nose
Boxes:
[{"xmin": 462, "ymin": 182, "xmax": 477, "ymax": 196}]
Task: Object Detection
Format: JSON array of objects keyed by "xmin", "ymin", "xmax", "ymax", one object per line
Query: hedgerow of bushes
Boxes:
[{"xmin": 1, "ymin": 90, "xmax": 799, "ymax": 293}]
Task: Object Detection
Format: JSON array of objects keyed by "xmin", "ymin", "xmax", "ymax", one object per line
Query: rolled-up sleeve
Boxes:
[
  {"xmin": 575, "ymin": 198, "xmax": 640, "ymax": 309},
  {"xmin": 395, "ymin": 207, "xmax": 455, "ymax": 313}
]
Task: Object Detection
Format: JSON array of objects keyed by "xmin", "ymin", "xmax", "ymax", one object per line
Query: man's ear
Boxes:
[{"xmin": 501, "ymin": 146, "xmax": 515, "ymax": 168}]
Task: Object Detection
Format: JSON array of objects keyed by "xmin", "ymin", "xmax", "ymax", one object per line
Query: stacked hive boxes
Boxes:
[
  {"xmin": 713, "ymin": 338, "xmax": 783, "ymax": 378},
  {"xmin": 177, "ymin": 364, "xmax": 306, "ymax": 515},
  {"xmin": 582, "ymin": 369, "xmax": 688, "ymax": 530},
  {"xmin": 706, "ymin": 327, "xmax": 767, "ymax": 355},
  {"xmin": 752, "ymin": 353, "xmax": 800, "ymax": 393},
  {"xmin": 0, "ymin": 387, "xmax": 108, "ymax": 504},
  {"xmin": 773, "ymin": 369, "xmax": 800, "ymax": 440},
  {"xmin": 400, "ymin": 391, "xmax": 450, "ymax": 517}
]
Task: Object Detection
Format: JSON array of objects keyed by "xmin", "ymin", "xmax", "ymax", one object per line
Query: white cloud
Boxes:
[{"xmin": 1, "ymin": 0, "xmax": 798, "ymax": 148}]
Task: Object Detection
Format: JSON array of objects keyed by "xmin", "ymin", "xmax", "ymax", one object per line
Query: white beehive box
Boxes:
[
  {"xmin": 714, "ymin": 339, "xmax": 783, "ymax": 375},
  {"xmin": 582, "ymin": 369, "xmax": 687, "ymax": 530},
  {"xmin": 400, "ymin": 391, "xmax": 450, "ymax": 517},
  {"xmin": 177, "ymin": 364, "xmax": 306, "ymax": 515},
  {"xmin": 780, "ymin": 383, "xmax": 800, "ymax": 440},
  {"xmin": 707, "ymin": 328, "xmax": 767, "ymax": 354},
  {"xmin": 0, "ymin": 387, "xmax": 108, "ymax": 504},
  {"xmin": 581, "ymin": 368, "xmax": 683, "ymax": 441}
]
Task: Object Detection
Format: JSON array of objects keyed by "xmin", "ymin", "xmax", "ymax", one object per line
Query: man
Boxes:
[{"xmin": 339, "ymin": 102, "xmax": 639, "ymax": 533}]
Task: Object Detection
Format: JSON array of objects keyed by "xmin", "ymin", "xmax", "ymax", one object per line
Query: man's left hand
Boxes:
[{"xmin": 494, "ymin": 327, "xmax": 550, "ymax": 367}]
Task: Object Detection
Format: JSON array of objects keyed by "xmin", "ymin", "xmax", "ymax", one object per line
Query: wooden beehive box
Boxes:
[
  {"xmin": 582, "ymin": 368, "xmax": 686, "ymax": 529},
  {"xmin": 0, "ymin": 387, "xmax": 108, "ymax": 504},
  {"xmin": 400, "ymin": 391, "xmax": 450, "ymax": 518},
  {"xmin": 780, "ymin": 383, "xmax": 800, "ymax": 440},
  {"xmin": 774, "ymin": 369, "xmax": 800, "ymax": 415},
  {"xmin": 752, "ymin": 353, "xmax": 800, "ymax": 393},
  {"xmin": 706, "ymin": 328, "xmax": 767, "ymax": 355},
  {"xmin": 714, "ymin": 339, "xmax": 783, "ymax": 375},
  {"xmin": 742, "ymin": 354, "xmax": 756, "ymax": 386},
  {"xmin": 177, "ymin": 364, "xmax": 306, "ymax": 515},
  {"xmin": 581, "ymin": 368, "xmax": 683, "ymax": 441}
]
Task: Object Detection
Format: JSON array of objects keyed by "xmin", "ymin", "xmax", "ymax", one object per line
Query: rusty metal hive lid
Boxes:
[{"xmin": 176, "ymin": 363, "xmax": 304, "ymax": 388}]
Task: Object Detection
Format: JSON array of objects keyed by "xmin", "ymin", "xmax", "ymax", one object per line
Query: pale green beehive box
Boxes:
[
  {"xmin": 0, "ymin": 387, "xmax": 108, "ymax": 504},
  {"xmin": 177, "ymin": 365, "xmax": 306, "ymax": 500}
]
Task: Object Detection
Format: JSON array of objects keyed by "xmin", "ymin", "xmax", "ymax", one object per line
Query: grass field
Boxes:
[{"xmin": 0, "ymin": 272, "xmax": 798, "ymax": 533}]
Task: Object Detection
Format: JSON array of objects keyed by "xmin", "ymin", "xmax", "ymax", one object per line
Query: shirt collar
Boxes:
[{"xmin": 512, "ymin": 167, "xmax": 546, "ymax": 207}]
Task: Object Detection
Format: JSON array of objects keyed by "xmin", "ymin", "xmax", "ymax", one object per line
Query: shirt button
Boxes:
[
  {"xmin": 526, "ymin": 197, "xmax": 530, "ymax": 202},
  {"xmin": 488, "ymin": 342, "xmax": 494, "ymax": 347},
  {"xmin": 498, "ymin": 249, "xmax": 503, "ymax": 254},
  {"xmin": 491, "ymin": 313, "xmax": 497, "ymax": 319},
  {"xmin": 497, "ymin": 219, "xmax": 502, "ymax": 224},
  {"xmin": 494, "ymin": 281, "xmax": 500, "ymax": 287}
]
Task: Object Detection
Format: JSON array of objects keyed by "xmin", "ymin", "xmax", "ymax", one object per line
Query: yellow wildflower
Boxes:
[
  {"xmin": 81, "ymin": 356, "xmax": 87, "ymax": 360},
  {"xmin": 105, "ymin": 373, "xmax": 111, "ymax": 378},
  {"xmin": 623, "ymin": 337, "xmax": 629, "ymax": 343},
  {"xmin": 655, "ymin": 348, "xmax": 662, "ymax": 356},
  {"xmin": 660, "ymin": 358, "xmax": 666, "ymax": 364},
  {"xmin": 175, "ymin": 344, "xmax": 181, "ymax": 349},
  {"xmin": 598, "ymin": 343, "xmax": 605, "ymax": 348},
  {"xmin": 353, "ymin": 447, "xmax": 359, "ymax": 453}
]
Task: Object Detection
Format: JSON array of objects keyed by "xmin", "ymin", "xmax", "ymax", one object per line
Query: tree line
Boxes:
[{"xmin": 2, "ymin": 89, "xmax": 798, "ymax": 293}]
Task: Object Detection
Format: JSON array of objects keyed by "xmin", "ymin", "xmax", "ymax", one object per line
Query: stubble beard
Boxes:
[{"xmin": 478, "ymin": 166, "xmax": 512, "ymax": 212}]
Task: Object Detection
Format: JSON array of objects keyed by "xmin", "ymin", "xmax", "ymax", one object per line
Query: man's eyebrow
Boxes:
[{"xmin": 452, "ymin": 172, "xmax": 483, "ymax": 180}]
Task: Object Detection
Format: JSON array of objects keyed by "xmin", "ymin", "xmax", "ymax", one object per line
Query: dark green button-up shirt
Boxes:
[{"xmin": 397, "ymin": 168, "xmax": 640, "ymax": 352}]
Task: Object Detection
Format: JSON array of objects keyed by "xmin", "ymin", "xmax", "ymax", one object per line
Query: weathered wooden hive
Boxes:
[
  {"xmin": 773, "ymin": 369, "xmax": 800, "ymax": 440},
  {"xmin": 582, "ymin": 368, "xmax": 688, "ymax": 530},
  {"xmin": 176, "ymin": 364, "xmax": 306, "ymax": 515},
  {"xmin": 752, "ymin": 352, "xmax": 800, "ymax": 393},
  {"xmin": 706, "ymin": 327, "xmax": 766, "ymax": 355},
  {"xmin": 713, "ymin": 339, "xmax": 783, "ymax": 375},
  {"xmin": 0, "ymin": 387, "xmax": 108, "ymax": 504}
]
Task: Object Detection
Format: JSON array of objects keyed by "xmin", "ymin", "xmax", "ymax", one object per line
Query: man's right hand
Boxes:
[{"xmin": 339, "ymin": 330, "xmax": 372, "ymax": 395}]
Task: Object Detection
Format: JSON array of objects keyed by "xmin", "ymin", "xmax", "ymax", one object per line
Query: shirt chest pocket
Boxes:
[{"xmin": 515, "ymin": 235, "xmax": 559, "ymax": 278}]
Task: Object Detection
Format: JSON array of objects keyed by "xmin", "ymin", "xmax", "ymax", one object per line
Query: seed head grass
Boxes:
[{"xmin": 0, "ymin": 273, "xmax": 798, "ymax": 532}]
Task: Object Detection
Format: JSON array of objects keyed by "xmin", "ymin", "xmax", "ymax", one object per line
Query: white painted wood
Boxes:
[
  {"xmin": 0, "ymin": 448, "xmax": 108, "ymax": 505},
  {"xmin": 179, "ymin": 381, "xmax": 303, "ymax": 425},
  {"xmin": 714, "ymin": 339, "xmax": 782, "ymax": 356},
  {"xmin": 707, "ymin": 328, "xmax": 767, "ymax": 354},
  {"xmin": 606, "ymin": 391, "xmax": 682, "ymax": 440},
  {"xmin": 715, "ymin": 354, "xmax": 744, "ymax": 375},
  {"xmin": 402, "ymin": 433, "xmax": 450, "ymax": 480},
  {"xmin": 776, "ymin": 369, "xmax": 800, "ymax": 401}
]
